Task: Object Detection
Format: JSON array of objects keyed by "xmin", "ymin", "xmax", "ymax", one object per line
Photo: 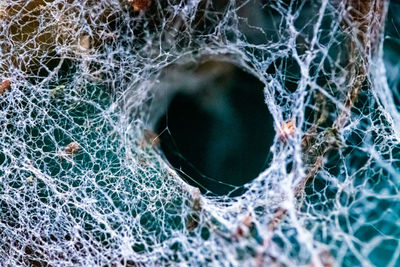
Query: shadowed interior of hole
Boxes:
[{"xmin": 155, "ymin": 63, "xmax": 275, "ymax": 196}]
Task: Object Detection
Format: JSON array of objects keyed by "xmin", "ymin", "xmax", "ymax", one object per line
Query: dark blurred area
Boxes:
[{"xmin": 155, "ymin": 62, "xmax": 275, "ymax": 196}]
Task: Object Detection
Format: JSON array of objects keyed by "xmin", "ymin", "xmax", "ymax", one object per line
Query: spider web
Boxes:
[{"xmin": 0, "ymin": 0, "xmax": 399, "ymax": 266}]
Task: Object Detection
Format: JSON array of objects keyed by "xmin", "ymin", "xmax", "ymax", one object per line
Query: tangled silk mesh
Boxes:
[{"xmin": 0, "ymin": 0, "xmax": 399, "ymax": 266}]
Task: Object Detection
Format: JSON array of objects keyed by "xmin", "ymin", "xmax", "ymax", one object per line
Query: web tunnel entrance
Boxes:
[{"xmin": 155, "ymin": 62, "xmax": 275, "ymax": 195}]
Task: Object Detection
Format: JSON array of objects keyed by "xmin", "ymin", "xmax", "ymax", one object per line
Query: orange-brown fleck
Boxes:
[
  {"xmin": 65, "ymin": 141, "xmax": 81, "ymax": 156},
  {"xmin": 0, "ymin": 80, "xmax": 11, "ymax": 95},
  {"xmin": 279, "ymin": 118, "xmax": 296, "ymax": 142},
  {"xmin": 242, "ymin": 215, "xmax": 252, "ymax": 227},
  {"xmin": 128, "ymin": 0, "xmax": 151, "ymax": 12},
  {"xmin": 235, "ymin": 214, "xmax": 253, "ymax": 238}
]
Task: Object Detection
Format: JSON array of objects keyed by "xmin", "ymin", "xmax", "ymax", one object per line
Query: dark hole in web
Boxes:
[{"xmin": 155, "ymin": 62, "xmax": 275, "ymax": 196}]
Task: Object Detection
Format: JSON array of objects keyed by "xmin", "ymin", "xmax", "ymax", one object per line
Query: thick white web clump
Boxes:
[{"xmin": 0, "ymin": 0, "xmax": 399, "ymax": 266}]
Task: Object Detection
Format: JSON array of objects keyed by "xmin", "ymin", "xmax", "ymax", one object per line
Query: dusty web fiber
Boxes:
[{"xmin": 0, "ymin": 0, "xmax": 399, "ymax": 266}]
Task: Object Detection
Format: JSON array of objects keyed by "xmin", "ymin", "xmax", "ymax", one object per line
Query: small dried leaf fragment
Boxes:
[
  {"xmin": 0, "ymin": 80, "xmax": 11, "ymax": 95},
  {"xmin": 127, "ymin": 0, "xmax": 151, "ymax": 12},
  {"xmin": 65, "ymin": 141, "xmax": 81, "ymax": 156}
]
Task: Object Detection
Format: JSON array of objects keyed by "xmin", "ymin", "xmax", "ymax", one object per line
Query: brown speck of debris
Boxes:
[
  {"xmin": 185, "ymin": 214, "xmax": 199, "ymax": 231},
  {"xmin": 278, "ymin": 118, "xmax": 296, "ymax": 142},
  {"xmin": 0, "ymin": 80, "xmax": 11, "ymax": 94},
  {"xmin": 0, "ymin": 4, "xmax": 7, "ymax": 20},
  {"xmin": 65, "ymin": 141, "xmax": 81, "ymax": 156},
  {"xmin": 235, "ymin": 214, "xmax": 253, "ymax": 238},
  {"xmin": 128, "ymin": 0, "xmax": 151, "ymax": 12}
]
